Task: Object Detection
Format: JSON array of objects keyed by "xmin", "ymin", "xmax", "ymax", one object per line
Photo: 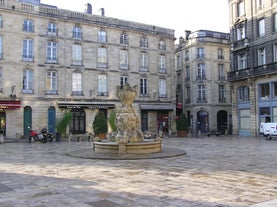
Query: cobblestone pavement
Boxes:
[{"xmin": 0, "ymin": 136, "xmax": 276, "ymax": 207}]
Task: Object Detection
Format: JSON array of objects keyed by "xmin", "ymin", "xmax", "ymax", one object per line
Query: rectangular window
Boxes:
[
  {"xmin": 256, "ymin": 0, "xmax": 264, "ymax": 10},
  {"xmin": 72, "ymin": 44, "xmax": 82, "ymax": 65},
  {"xmin": 176, "ymin": 55, "xmax": 181, "ymax": 68},
  {"xmin": 0, "ymin": 15, "xmax": 3, "ymax": 28},
  {"xmin": 274, "ymin": 44, "xmax": 277, "ymax": 62},
  {"xmin": 72, "ymin": 73, "xmax": 82, "ymax": 94},
  {"xmin": 120, "ymin": 50, "xmax": 128, "ymax": 69},
  {"xmin": 218, "ymin": 48, "xmax": 224, "ymax": 59},
  {"xmin": 238, "ymin": 86, "xmax": 249, "ymax": 102},
  {"xmin": 237, "ymin": 1, "xmax": 245, "ymax": 17},
  {"xmin": 239, "ymin": 109, "xmax": 250, "ymax": 130},
  {"xmin": 258, "ymin": 48, "xmax": 266, "ymax": 66},
  {"xmin": 72, "ymin": 26, "xmax": 82, "ymax": 39},
  {"xmin": 98, "ymin": 30, "xmax": 107, "ymax": 42},
  {"xmin": 23, "ymin": 39, "xmax": 33, "ymax": 61},
  {"xmin": 140, "ymin": 37, "xmax": 148, "ymax": 48},
  {"xmin": 140, "ymin": 78, "xmax": 148, "ymax": 96},
  {"xmin": 23, "ymin": 69, "xmax": 33, "ymax": 93},
  {"xmin": 47, "ymin": 23, "xmax": 57, "ymax": 35},
  {"xmin": 0, "ymin": 36, "xmax": 2, "ymax": 59},
  {"xmin": 258, "ymin": 18, "xmax": 265, "ymax": 37},
  {"xmin": 218, "ymin": 85, "xmax": 226, "ymax": 103},
  {"xmin": 120, "ymin": 33, "xmax": 128, "ymax": 45},
  {"xmin": 197, "ymin": 63, "xmax": 206, "ymax": 79},
  {"xmin": 98, "ymin": 74, "xmax": 107, "ymax": 95},
  {"xmin": 218, "ymin": 64, "xmax": 225, "ymax": 80},
  {"xmin": 197, "ymin": 85, "xmax": 206, "ymax": 102},
  {"xmin": 259, "ymin": 83, "xmax": 270, "ymax": 100},
  {"xmin": 185, "ymin": 50, "xmax": 189, "ymax": 61},
  {"xmin": 46, "ymin": 71, "xmax": 57, "ymax": 94},
  {"xmin": 0, "ymin": 67, "xmax": 2, "ymax": 90},
  {"xmin": 197, "ymin": 48, "xmax": 205, "ymax": 58},
  {"xmin": 238, "ymin": 53, "xmax": 247, "ymax": 70},
  {"xmin": 47, "ymin": 41, "xmax": 57, "ymax": 63},
  {"xmin": 272, "ymin": 82, "xmax": 277, "ymax": 99},
  {"xmin": 140, "ymin": 53, "xmax": 148, "ymax": 71},
  {"xmin": 23, "ymin": 19, "xmax": 34, "ymax": 32},
  {"xmin": 236, "ymin": 23, "xmax": 245, "ymax": 40},
  {"xmin": 120, "ymin": 76, "xmax": 128, "ymax": 88},
  {"xmin": 97, "ymin": 47, "xmax": 107, "ymax": 68},
  {"xmin": 186, "ymin": 86, "xmax": 191, "ymax": 103},
  {"xmin": 186, "ymin": 66, "xmax": 190, "ymax": 81},
  {"xmin": 274, "ymin": 13, "xmax": 277, "ymax": 32},
  {"xmin": 159, "ymin": 79, "xmax": 166, "ymax": 97},
  {"xmin": 159, "ymin": 55, "xmax": 166, "ymax": 73}
]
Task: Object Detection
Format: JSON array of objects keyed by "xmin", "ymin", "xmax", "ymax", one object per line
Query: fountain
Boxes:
[{"xmin": 93, "ymin": 84, "xmax": 162, "ymax": 154}]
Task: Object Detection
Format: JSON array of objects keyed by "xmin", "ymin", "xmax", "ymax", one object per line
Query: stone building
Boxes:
[
  {"xmin": 227, "ymin": 0, "xmax": 277, "ymax": 136},
  {"xmin": 175, "ymin": 30, "xmax": 231, "ymax": 135},
  {"xmin": 0, "ymin": 0, "xmax": 176, "ymax": 138}
]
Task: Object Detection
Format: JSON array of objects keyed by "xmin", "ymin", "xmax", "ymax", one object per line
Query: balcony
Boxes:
[
  {"xmin": 197, "ymin": 97, "xmax": 207, "ymax": 103},
  {"xmin": 97, "ymin": 62, "xmax": 108, "ymax": 68},
  {"xmin": 227, "ymin": 62, "xmax": 277, "ymax": 81},
  {"xmin": 22, "ymin": 55, "xmax": 34, "ymax": 62},
  {"xmin": 120, "ymin": 64, "xmax": 129, "ymax": 70},
  {"xmin": 231, "ymin": 38, "xmax": 248, "ymax": 51}
]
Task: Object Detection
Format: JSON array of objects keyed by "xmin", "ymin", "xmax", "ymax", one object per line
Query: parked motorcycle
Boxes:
[
  {"xmin": 28, "ymin": 128, "xmax": 47, "ymax": 143},
  {"xmin": 40, "ymin": 128, "xmax": 56, "ymax": 142}
]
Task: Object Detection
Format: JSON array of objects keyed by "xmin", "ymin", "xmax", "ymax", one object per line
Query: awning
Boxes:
[
  {"xmin": 0, "ymin": 100, "xmax": 21, "ymax": 109},
  {"xmin": 140, "ymin": 104, "xmax": 174, "ymax": 111},
  {"xmin": 57, "ymin": 101, "xmax": 115, "ymax": 109}
]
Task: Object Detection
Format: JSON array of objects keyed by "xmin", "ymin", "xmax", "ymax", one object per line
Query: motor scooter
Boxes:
[
  {"xmin": 40, "ymin": 128, "xmax": 56, "ymax": 142},
  {"xmin": 28, "ymin": 128, "xmax": 47, "ymax": 143}
]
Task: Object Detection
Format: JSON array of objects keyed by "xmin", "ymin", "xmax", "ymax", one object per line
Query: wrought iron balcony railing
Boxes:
[{"xmin": 227, "ymin": 62, "xmax": 277, "ymax": 81}]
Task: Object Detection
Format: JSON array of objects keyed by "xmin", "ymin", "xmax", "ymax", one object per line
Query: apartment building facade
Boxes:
[
  {"xmin": 227, "ymin": 0, "xmax": 277, "ymax": 136},
  {"xmin": 0, "ymin": 0, "xmax": 176, "ymax": 138},
  {"xmin": 175, "ymin": 30, "xmax": 231, "ymax": 135}
]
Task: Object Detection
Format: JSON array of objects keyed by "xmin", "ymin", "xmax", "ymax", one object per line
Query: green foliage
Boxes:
[
  {"xmin": 176, "ymin": 113, "xmax": 189, "ymax": 131},
  {"xmin": 109, "ymin": 109, "xmax": 117, "ymax": 132},
  {"xmin": 56, "ymin": 112, "xmax": 72, "ymax": 135},
  {"xmin": 93, "ymin": 111, "xmax": 108, "ymax": 135}
]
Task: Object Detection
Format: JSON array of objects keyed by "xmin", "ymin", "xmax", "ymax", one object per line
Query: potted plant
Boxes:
[
  {"xmin": 93, "ymin": 110, "xmax": 108, "ymax": 139},
  {"xmin": 176, "ymin": 113, "xmax": 189, "ymax": 137},
  {"xmin": 56, "ymin": 112, "xmax": 72, "ymax": 142}
]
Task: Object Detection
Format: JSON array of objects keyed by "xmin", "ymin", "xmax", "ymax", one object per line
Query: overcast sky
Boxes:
[{"xmin": 41, "ymin": 0, "xmax": 230, "ymax": 38}]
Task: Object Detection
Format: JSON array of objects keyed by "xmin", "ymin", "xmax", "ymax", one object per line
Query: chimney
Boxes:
[
  {"xmin": 184, "ymin": 30, "xmax": 191, "ymax": 40},
  {"xmin": 85, "ymin": 3, "xmax": 92, "ymax": 14},
  {"xmin": 99, "ymin": 8, "xmax": 105, "ymax": 16}
]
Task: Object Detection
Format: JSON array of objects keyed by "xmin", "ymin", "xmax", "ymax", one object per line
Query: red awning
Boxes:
[{"xmin": 0, "ymin": 100, "xmax": 21, "ymax": 109}]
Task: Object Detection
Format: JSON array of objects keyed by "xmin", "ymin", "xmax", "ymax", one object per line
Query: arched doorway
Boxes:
[
  {"xmin": 197, "ymin": 110, "xmax": 209, "ymax": 133},
  {"xmin": 0, "ymin": 110, "xmax": 6, "ymax": 136},
  {"xmin": 48, "ymin": 106, "xmax": 56, "ymax": 133},
  {"xmin": 24, "ymin": 106, "xmax": 32, "ymax": 137},
  {"xmin": 217, "ymin": 110, "xmax": 227, "ymax": 134},
  {"xmin": 70, "ymin": 108, "xmax": 86, "ymax": 134}
]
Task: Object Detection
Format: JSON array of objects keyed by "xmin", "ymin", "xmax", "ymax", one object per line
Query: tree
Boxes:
[{"xmin": 93, "ymin": 111, "xmax": 108, "ymax": 137}]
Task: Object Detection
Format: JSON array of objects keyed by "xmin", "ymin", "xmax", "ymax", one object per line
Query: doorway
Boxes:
[
  {"xmin": 197, "ymin": 110, "xmax": 209, "ymax": 133},
  {"xmin": 24, "ymin": 106, "xmax": 32, "ymax": 137},
  {"xmin": 0, "ymin": 110, "xmax": 6, "ymax": 136}
]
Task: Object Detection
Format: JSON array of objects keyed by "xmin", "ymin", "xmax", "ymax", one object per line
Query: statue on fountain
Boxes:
[{"xmin": 115, "ymin": 84, "xmax": 144, "ymax": 144}]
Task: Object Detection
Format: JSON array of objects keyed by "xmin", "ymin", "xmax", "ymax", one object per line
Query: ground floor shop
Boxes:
[
  {"xmin": 183, "ymin": 107, "xmax": 232, "ymax": 135},
  {"xmin": 232, "ymin": 76, "xmax": 277, "ymax": 136},
  {"xmin": 2, "ymin": 99, "xmax": 176, "ymax": 138}
]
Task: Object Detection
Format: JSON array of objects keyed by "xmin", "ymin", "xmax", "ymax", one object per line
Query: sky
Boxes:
[{"xmin": 41, "ymin": 0, "xmax": 230, "ymax": 39}]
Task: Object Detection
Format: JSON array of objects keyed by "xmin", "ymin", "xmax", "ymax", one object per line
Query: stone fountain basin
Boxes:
[{"xmin": 93, "ymin": 140, "xmax": 162, "ymax": 154}]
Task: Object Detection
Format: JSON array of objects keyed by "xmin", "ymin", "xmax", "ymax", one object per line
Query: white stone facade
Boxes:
[{"xmin": 0, "ymin": 0, "xmax": 176, "ymax": 138}]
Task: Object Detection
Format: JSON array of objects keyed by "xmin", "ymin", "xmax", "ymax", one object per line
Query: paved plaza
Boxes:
[{"xmin": 0, "ymin": 135, "xmax": 276, "ymax": 207}]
